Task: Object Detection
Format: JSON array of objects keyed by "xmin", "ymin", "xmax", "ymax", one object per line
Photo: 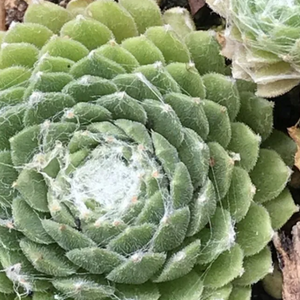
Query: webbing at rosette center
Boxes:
[{"xmin": 45, "ymin": 132, "xmax": 162, "ymax": 224}]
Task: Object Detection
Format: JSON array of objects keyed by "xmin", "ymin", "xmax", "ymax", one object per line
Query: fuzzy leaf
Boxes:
[
  {"xmin": 250, "ymin": 149, "xmax": 291, "ymax": 203},
  {"xmin": 70, "ymin": 51, "xmax": 126, "ymax": 79},
  {"xmin": 178, "ymin": 128, "xmax": 210, "ymax": 188},
  {"xmin": 234, "ymin": 247, "xmax": 272, "ymax": 286},
  {"xmin": 66, "ymin": 247, "xmax": 125, "ymax": 274},
  {"xmin": 53, "ymin": 276, "xmax": 115, "ymax": 300},
  {"xmin": 85, "ymin": 0, "xmax": 138, "ymax": 43},
  {"xmin": 187, "ymin": 179, "xmax": 217, "ymax": 236},
  {"xmin": 12, "ymin": 197, "xmax": 53, "ymax": 244},
  {"xmin": 154, "ymin": 239, "xmax": 201, "ymax": 282},
  {"xmin": 236, "ymin": 202, "xmax": 273, "ymax": 256},
  {"xmin": 220, "ymin": 166, "xmax": 253, "ymax": 222},
  {"xmin": 60, "ymin": 16, "xmax": 113, "ymax": 51},
  {"xmin": 170, "ymin": 162, "xmax": 193, "ymax": 209},
  {"xmin": 119, "ymin": 0, "xmax": 163, "ymax": 34},
  {"xmin": 107, "ymin": 252, "xmax": 166, "ymax": 284},
  {"xmin": 24, "ymin": 1, "xmax": 72, "ymax": 33},
  {"xmin": 0, "ymin": 151, "xmax": 18, "ymax": 207},
  {"xmin": 122, "ymin": 36, "xmax": 165, "ymax": 65},
  {"xmin": 203, "ymin": 244, "xmax": 244, "ymax": 288},
  {"xmin": 142, "ymin": 99, "xmax": 184, "ymax": 148},
  {"xmin": 145, "ymin": 26, "xmax": 190, "ymax": 64},
  {"xmin": 20, "ymin": 238, "xmax": 78, "ymax": 276},
  {"xmin": 152, "ymin": 207, "xmax": 190, "ymax": 252},
  {"xmin": 166, "ymin": 63, "xmax": 206, "ymax": 99},
  {"xmin": 158, "ymin": 271, "xmax": 203, "ymax": 300},
  {"xmin": 185, "ymin": 31, "xmax": 225, "ymax": 75},
  {"xmin": 41, "ymin": 219, "xmax": 96, "ymax": 251},
  {"xmin": 164, "ymin": 93, "xmax": 209, "ymax": 140},
  {"xmin": 208, "ymin": 142, "xmax": 234, "ymax": 200},
  {"xmin": 4, "ymin": 23, "xmax": 53, "ymax": 48},
  {"xmin": 97, "ymin": 92, "xmax": 147, "ymax": 124},
  {"xmin": 107, "ymin": 223, "xmax": 156, "ymax": 255},
  {"xmin": 95, "ymin": 42, "xmax": 139, "ymax": 73},
  {"xmin": 113, "ymin": 73, "xmax": 163, "ymax": 101}
]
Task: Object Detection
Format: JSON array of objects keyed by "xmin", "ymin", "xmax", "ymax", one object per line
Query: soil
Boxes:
[{"xmin": 4, "ymin": 0, "xmax": 27, "ymax": 29}]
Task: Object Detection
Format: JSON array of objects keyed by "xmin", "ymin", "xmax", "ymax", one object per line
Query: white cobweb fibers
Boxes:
[
  {"xmin": 44, "ymin": 132, "xmax": 160, "ymax": 225},
  {"xmin": 66, "ymin": 142, "xmax": 147, "ymax": 220}
]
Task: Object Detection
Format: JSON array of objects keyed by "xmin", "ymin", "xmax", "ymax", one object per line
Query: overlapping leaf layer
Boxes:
[{"xmin": 0, "ymin": 1, "xmax": 297, "ymax": 299}]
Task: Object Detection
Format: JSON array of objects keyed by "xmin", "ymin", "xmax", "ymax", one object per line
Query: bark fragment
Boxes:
[
  {"xmin": 0, "ymin": 0, "xmax": 6, "ymax": 30},
  {"xmin": 188, "ymin": 0, "xmax": 205, "ymax": 16},
  {"xmin": 273, "ymin": 223, "xmax": 300, "ymax": 300}
]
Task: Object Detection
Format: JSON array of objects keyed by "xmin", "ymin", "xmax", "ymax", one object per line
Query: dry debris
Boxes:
[
  {"xmin": 273, "ymin": 224, "xmax": 300, "ymax": 300},
  {"xmin": 4, "ymin": 0, "xmax": 28, "ymax": 29},
  {"xmin": 188, "ymin": 0, "xmax": 205, "ymax": 16},
  {"xmin": 288, "ymin": 123, "xmax": 300, "ymax": 170}
]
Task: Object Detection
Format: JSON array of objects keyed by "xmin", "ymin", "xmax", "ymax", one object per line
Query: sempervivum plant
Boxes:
[
  {"xmin": 206, "ymin": 0, "xmax": 300, "ymax": 97},
  {"xmin": 0, "ymin": 1, "xmax": 298, "ymax": 299}
]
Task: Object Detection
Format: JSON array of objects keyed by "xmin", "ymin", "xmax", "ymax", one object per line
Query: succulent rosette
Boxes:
[
  {"xmin": 0, "ymin": 1, "xmax": 298, "ymax": 300},
  {"xmin": 207, "ymin": 0, "xmax": 300, "ymax": 97}
]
